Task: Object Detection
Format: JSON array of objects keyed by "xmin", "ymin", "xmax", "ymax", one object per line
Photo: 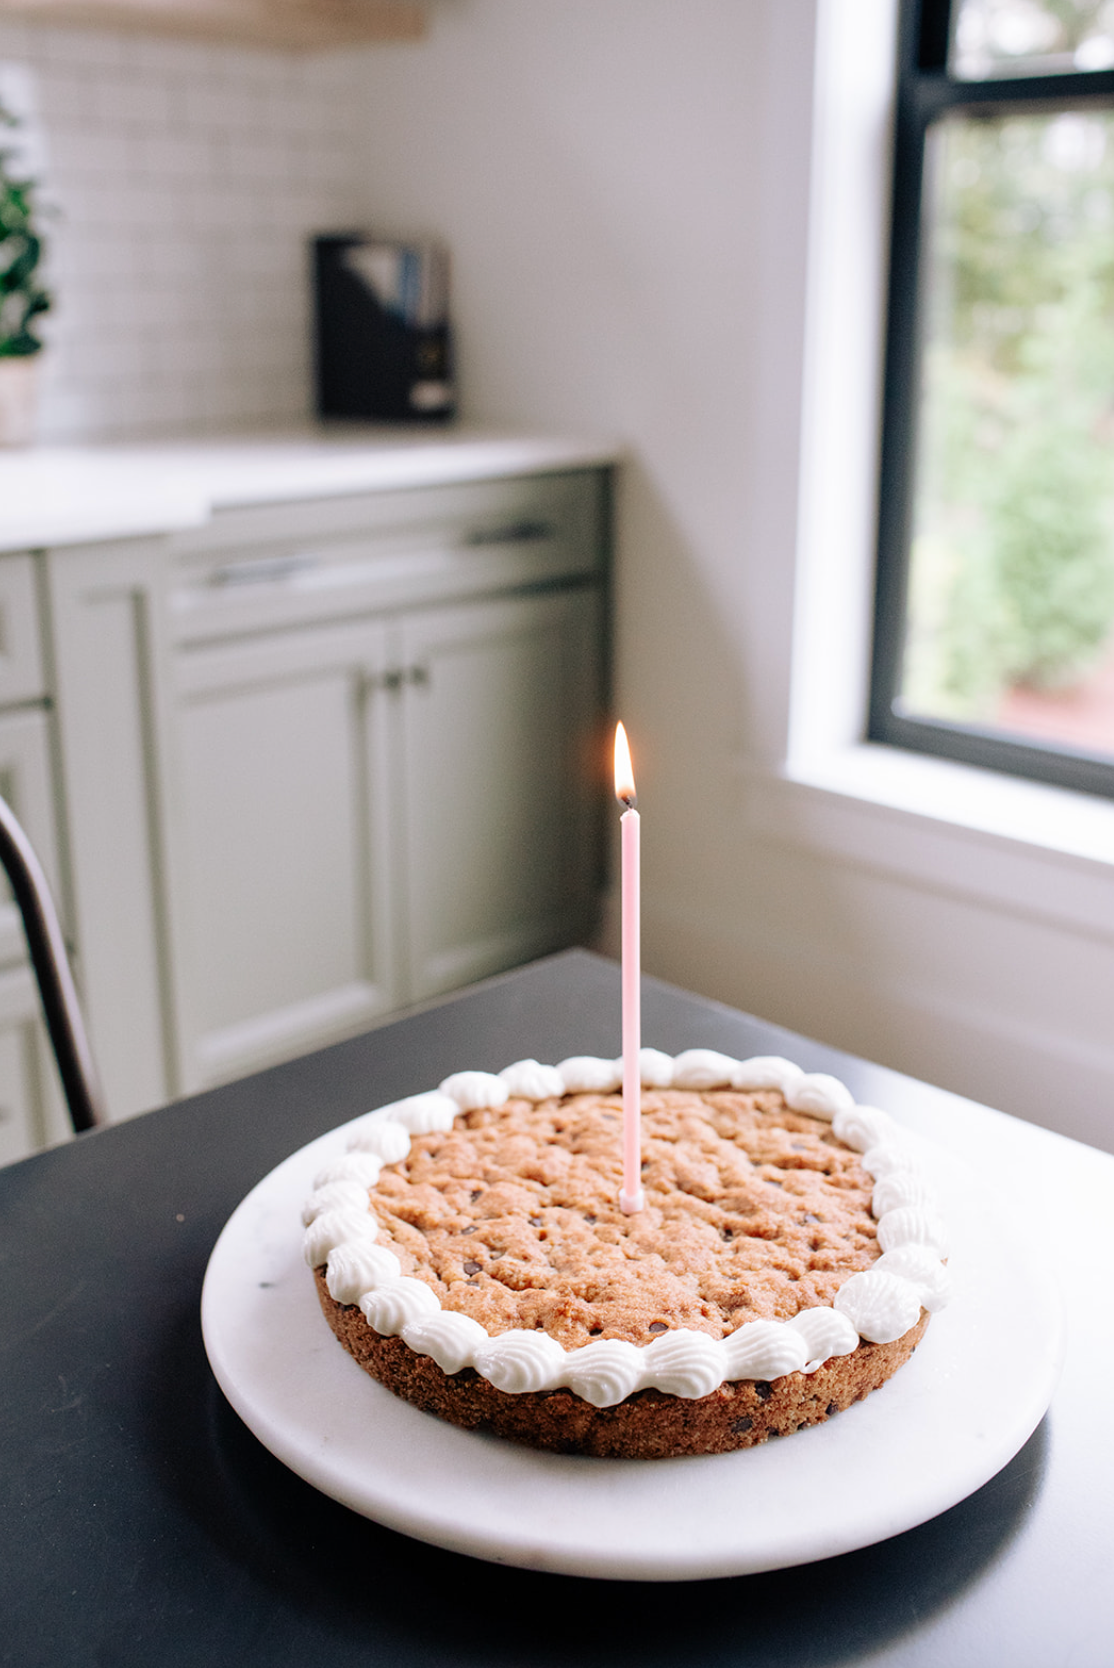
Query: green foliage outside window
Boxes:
[
  {"xmin": 903, "ymin": 110, "xmax": 1114, "ymax": 721},
  {"xmin": 0, "ymin": 100, "xmax": 51, "ymax": 360}
]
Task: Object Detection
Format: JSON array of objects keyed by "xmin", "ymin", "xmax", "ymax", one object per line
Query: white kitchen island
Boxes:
[{"xmin": 0, "ymin": 428, "xmax": 616, "ymax": 1156}]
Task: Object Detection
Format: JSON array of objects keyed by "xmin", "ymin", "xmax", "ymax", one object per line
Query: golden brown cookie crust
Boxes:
[
  {"xmin": 309, "ymin": 1086, "xmax": 938, "ymax": 1457},
  {"xmin": 314, "ymin": 1267, "xmax": 929, "ymax": 1459},
  {"xmin": 367, "ymin": 1088, "xmax": 881, "ymax": 1348}
]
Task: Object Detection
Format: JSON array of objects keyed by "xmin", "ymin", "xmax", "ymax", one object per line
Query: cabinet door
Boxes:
[
  {"xmin": 0, "ymin": 706, "xmax": 64, "ymax": 970},
  {"xmin": 0, "ymin": 707, "xmax": 70, "ymax": 1162},
  {"xmin": 46, "ymin": 537, "xmax": 183, "ymax": 1121},
  {"xmin": 0, "ymin": 555, "xmax": 45, "ymax": 708},
  {"xmin": 173, "ymin": 616, "xmax": 397, "ymax": 1087},
  {"xmin": 397, "ymin": 587, "xmax": 603, "ymax": 1002},
  {"xmin": 0, "ymin": 968, "xmax": 67, "ymax": 1165}
]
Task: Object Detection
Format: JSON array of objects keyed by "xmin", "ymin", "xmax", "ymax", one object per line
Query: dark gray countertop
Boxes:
[{"xmin": 0, "ymin": 950, "xmax": 1104, "ymax": 1667}]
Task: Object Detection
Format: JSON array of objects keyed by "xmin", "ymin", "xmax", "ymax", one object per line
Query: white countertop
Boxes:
[{"xmin": 0, "ymin": 426, "xmax": 618, "ymax": 553}]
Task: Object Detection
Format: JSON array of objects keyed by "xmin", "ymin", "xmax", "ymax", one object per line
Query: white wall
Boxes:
[
  {"xmin": 345, "ymin": 0, "xmax": 1114, "ymax": 1152},
  {"xmin": 0, "ymin": 18, "xmax": 365, "ymax": 437}
]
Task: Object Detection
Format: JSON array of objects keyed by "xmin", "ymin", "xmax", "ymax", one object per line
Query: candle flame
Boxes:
[{"xmin": 614, "ymin": 721, "xmax": 637, "ymax": 808}]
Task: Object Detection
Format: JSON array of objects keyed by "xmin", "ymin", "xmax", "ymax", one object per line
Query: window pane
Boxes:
[
  {"xmin": 898, "ymin": 110, "xmax": 1114, "ymax": 759},
  {"xmin": 952, "ymin": 0, "xmax": 1114, "ymax": 78}
]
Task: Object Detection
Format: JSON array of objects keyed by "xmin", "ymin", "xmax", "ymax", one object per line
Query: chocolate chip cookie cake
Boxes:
[{"xmin": 302, "ymin": 1050, "xmax": 950, "ymax": 1459}]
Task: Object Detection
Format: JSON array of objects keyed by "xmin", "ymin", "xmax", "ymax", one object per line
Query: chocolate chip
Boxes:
[
  {"xmin": 463, "ymin": 1260, "xmax": 482, "ymax": 1275},
  {"xmin": 648, "ymin": 1321, "xmax": 669, "ymax": 1334},
  {"xmin": 755, "ymin": 1382, "xmax": 773, "ymax": 1401},
  {"xmin": 461, "ymin": 1224, "xmax": 477, "ymax": 1235},
  {"xmin": 721, "ymin": 1228, "xmax": 734, "ymax": 1241},
  {"xmin": 589, "ymin": 1326, "xmax": 603, "ymax": 1336},
  {"xmin": 470, "ymin": 1190, "xmax": 483, "ymax": 1202},
  {"xmin": 584, "ymin": 1213, "xmax": 597, "ymax": 1224},
  {"xmin": 528, "ymin": 1215, "xmax": 543, "ymax": 1227},
  {"xmin": 732, "ymin": 1416, "xmax": 753, "ymax": 1434},
  {"xmin": 826, "ymin": 1402, "xmax": 838, "ymax": 1417}
]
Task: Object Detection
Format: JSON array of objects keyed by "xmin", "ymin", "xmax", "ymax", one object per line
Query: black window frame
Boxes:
[{"xmin": 869, "ymin": 0, "xmax": 1114, "ymax": 799}]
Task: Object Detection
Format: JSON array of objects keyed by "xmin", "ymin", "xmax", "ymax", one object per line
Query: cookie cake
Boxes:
[{"xmin": 301, "ymin": 1046, "xmax": 950, "ymax": 1460}]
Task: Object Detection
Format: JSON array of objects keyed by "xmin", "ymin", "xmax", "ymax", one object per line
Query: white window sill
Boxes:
[{"xmin": 742, "ymin": 743, "xmax": 1114, "ymax": 944}]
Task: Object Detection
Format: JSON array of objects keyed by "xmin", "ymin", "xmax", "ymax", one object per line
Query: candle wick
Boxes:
[{"xmin": 619, "ymin": 792, "xmax": 637, "ymax": 811}]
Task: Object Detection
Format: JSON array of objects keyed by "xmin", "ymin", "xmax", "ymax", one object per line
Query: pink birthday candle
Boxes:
[{"xmin": 614, "ymin": 722, "xmax": 644, "ymax": 1214}]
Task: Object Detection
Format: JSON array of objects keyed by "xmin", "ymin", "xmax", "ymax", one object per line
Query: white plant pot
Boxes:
[{"xmin": 0, "ymin": 356, "xmax": 42, "ymax": 446}]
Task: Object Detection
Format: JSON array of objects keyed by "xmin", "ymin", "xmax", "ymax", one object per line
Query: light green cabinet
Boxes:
[
  {"xmin": 0, "ymin": 561, "xmax": 70, "ymax": 1162},
  {"xmin": 397, "ymin": 588, "xmax": 601, "ymax": 1003},
  {"xmin": 173, "ymin": 613, "xmax": 397, "ymax": 1085},
  {"xmin": 38, "ymin": 465, "xmax": 609, "ymax": 1125}
]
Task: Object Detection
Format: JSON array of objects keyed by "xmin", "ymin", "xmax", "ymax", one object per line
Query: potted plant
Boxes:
[{"xmin": 0, "ymin": 99, "xmax": 50, "ymax": 446}]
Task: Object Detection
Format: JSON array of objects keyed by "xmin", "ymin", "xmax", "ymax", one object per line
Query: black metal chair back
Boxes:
[{"xmin": 0, "ymin": 793, "xmax": 104, "ymax": 1134}]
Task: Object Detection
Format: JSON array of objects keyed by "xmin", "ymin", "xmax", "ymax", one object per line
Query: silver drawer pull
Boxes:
[
  {"xmin": 464, "ymin": 519, "xmax": 555, "ymax": 547},
  {"xmin": 210, "ymin": 553, "xmax": 316, "ymax": 587}
]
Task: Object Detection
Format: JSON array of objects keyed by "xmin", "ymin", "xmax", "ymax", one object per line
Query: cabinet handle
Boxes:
[
  {"xmin": 366, "ymin": 665, "xmax": 429, "ymax": 694},
  {"xmin": 210, "ymin": 553, "xmax": 316, "ymax": 587},
  {"xmin": 365, "ymin": 668, "xmax": 404, "ymax": 693},
  {"xmin": 464, "ymin": 518, "xmax": 555, "ymax": 547}
]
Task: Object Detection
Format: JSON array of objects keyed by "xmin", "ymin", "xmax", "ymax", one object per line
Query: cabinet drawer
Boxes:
[
  {"xmin": 0, "ymin": 554, "xmax": 45, "ymax": 706},
  {"xmin": 165, "ymin": 469, "xmax": 609, "ymax": 645}
]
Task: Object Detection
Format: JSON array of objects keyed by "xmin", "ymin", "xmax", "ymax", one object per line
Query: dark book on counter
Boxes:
[{"xmin": 312, "ymin": 233, "xmax": 455, "ymax": 422}]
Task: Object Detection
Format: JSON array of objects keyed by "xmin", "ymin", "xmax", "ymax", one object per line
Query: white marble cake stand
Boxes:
[{"xmin": 201, "ymin": 1114, "xmax": 1063, "ymax": 1582}]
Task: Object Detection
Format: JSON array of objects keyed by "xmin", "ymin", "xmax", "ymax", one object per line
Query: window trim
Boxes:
[
  {"xmin": 868, "ymin": 0, "xmax": 1114, "ymax": 800},
  {"xmin": 776, "ymin": 0, "xmax": 1114, "ymax": 938}
]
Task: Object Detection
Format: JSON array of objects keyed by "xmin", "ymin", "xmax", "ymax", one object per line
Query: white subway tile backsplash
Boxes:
[
  {"xmin": 0, "ymin": 21, "xmax": 366, "ymax": 439},
  {"xmin": 39, "ymin": 22, "xmax": 126, "ymax": 68},
  {"xmin": 91, "ymin": 75, "xmax": 168, "ymax": 127},
  {"xmin": 138, "ymin": 133, "xmax": 207, "ymax": 179}
]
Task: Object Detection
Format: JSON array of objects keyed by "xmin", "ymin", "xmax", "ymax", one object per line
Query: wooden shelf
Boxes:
[{"xmin": 0, "ymin": 0, "xmax": 426, "ymax": 50}]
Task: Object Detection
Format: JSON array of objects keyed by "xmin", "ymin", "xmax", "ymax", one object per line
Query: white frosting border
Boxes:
[{"xmin": 302, "ymin": 1049, "xmax": 951, "ymax": 1408}]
